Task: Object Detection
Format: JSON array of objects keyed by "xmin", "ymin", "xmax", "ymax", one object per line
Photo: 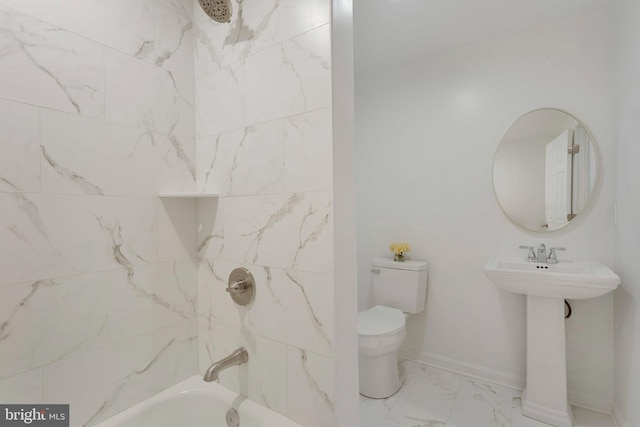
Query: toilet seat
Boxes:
[{"xmin": 358, "ymin": 305, "xmax": 405, "ymax": 338}]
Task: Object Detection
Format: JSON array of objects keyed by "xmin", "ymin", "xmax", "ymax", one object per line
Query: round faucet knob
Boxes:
[{"xmin": 226, "ymin": 267, "xmax": 256, "ymax": 305}]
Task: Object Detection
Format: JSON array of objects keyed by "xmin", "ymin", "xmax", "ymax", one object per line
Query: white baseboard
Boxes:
[
  {"xmin": 399, "ymin": 348, "xmax": 525, "ymax": 390},
  {"xmin": 568, "ymin": 390, "xmax": 612, "ymax": 414},
  {"xmin": 612, "ymin": 403, "xmax": 630, "ymax": 427},
  {"xmin": 399, "ymin": 348, "xmax": 615, "ymax": 415}
]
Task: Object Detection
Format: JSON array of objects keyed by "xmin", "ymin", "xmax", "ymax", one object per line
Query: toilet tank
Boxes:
[{"xmin": 371, "ymin": 257, "xmax": 429, "ymax": 314}]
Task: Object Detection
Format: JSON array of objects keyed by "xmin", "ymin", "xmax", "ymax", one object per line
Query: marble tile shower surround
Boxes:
[
  {"xmin": 196, "ymin": 105, "xmax": 333, "ymax": 196},
  {"xmin": 0, "ymin": 7, "xmax": 104, "ymax": 118},
  {"xmin": 361, "ymin": 360, "xmax": 616, "ymax": 427},
  {"xmin": 0, "ymin": 1, "xmax": 335, "ymax": 427},
  {"xmin": 193, "ymin": 0, "xmax": 330, "ymax": 78},
  {"xmin": 0, "ymin": 1, "xmax": 200, "ymax": 426},
  {"xmin": 0, "ymin": 0, "xmax": 194, "ymax": 67},
  {"xmin": 198, "ymin": 259, "xmax": 334, "ymax": 356},
  {"xmin": 193, "ymin": 0, "xmax": 334, "ymax": 426},
  {"xmin": 194, "ymin": 23, "xmax": 332, "ymax": 142},
  {"xmin": 0, "ymin": 5, "xmax": 196, "ymax": 195}
]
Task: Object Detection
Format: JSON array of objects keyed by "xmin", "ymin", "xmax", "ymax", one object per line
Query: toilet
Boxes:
[{"xmin": 358, "ymin": 257, "xmax": 428, "ymax": 398}]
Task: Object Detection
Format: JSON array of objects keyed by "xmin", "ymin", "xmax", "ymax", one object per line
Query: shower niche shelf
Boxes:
[{"xmin": 159, "ymin": 193, "xmax": 219, "ymax": 199}]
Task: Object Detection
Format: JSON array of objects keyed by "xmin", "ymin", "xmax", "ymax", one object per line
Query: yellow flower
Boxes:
[{"xmin": 389, "ymin": 242, "xmax": 410, "ymax": 255}]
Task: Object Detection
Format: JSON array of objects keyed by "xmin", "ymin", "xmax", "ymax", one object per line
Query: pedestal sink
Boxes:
[{"xmin": 484, "ymin": 256, "xmax": 620, "ymax": 427}]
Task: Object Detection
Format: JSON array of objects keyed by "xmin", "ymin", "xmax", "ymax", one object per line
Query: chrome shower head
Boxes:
[{"xmin": 198, "ymin": 0, "xmax": 233, "ymax": 23}]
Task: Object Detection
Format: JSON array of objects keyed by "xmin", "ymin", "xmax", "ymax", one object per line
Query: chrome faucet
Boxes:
[
  {"xmin": 520, "ymin": 244, "xmax": 567, "ymax": 264},
  {"xmin": 537, "ymin": 243, "xmax": 547, "ymax": 263},
  {"xmin": 203, "ymin": 347, "xmax": 249, "ymax": 382}
]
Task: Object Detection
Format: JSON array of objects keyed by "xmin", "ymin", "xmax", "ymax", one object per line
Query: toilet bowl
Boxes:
[{"xmin": 358, "ymin": 305, "xmax": 407, "ymax": 398}]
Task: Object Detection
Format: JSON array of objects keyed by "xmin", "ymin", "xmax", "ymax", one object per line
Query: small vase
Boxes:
[{"xmin": 394, "ymin": 253, "xmax": 405, "ymax": 262}]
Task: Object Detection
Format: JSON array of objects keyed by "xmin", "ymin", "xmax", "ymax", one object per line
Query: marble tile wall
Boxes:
[
  {"xmin": 194, "ymin": 0, "xmax": 335, "ymax": 426},
  {"xmin": 0, "ymin": 0, "xmax": 335, "ymax": 425},
  {"xmin": 0, "ymin": 1, "xmax": 198, "ymax": 426}
]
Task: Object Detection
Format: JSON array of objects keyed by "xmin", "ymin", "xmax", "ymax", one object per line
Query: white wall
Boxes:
[
  {"xmin": 355, "ymin": 6, "xmax": 616, "ymax": 410},
  {"xmin": 0, "ymin": 1, "xmax": 199, "ymax": 425},
  {"xmin": 192, "ymin": 1, "xmax": 336, "ymax": 426},
  {"xmin": 613, "ymin": 1, "xmax": 640, "ymax": 426},
  {"xmin": 331, "ymin": 0, "xmax": 361, "ymax": 425}
]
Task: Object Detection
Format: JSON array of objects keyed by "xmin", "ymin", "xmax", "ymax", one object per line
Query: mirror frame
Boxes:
[{"xmin": 492, "ymin": 108, "xmax": 599, "ymax": 233}]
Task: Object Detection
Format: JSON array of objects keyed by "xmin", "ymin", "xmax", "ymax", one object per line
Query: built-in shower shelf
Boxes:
[{"xmin": 159, "ymin": 193, "xmax": 219, "ymax": 199}]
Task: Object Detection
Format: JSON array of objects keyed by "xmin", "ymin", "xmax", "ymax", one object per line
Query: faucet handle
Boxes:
[
  {"xmin": 519, "ymin": 246, "xmax": 537, "ymax": 262},
  {"xmin": 227, "ymin": 279, "xmax": 248, "ymax": 295},
  {"xmin": 547, "ymin": 247, "xmax": 566, "ymax": 264},
  {"xmin": 226, "ymin": 268, "xmax": 256, "ymax": 306}
]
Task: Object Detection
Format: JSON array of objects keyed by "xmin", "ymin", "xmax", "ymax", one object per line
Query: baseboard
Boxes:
[
  {"xmin": 522, "ymin": 388, "xmax": 572, "ymax": 427},
  {"xmin": 568, "ymin": 390, "xmax": 612, "ymax": 414},
  {"xmin": 399, "ymin": 348, "xmax": 615, "ymax": 415},
  {"xmin": 398, "ymin": 348, "xmax": 525, "ymax": 391},
  {"xmin": 612, "ymin": 403, "xmax": 630, "ymax": 427}
]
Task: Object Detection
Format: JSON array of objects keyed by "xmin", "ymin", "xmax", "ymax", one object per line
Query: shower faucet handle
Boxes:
[
  {"xmin": 227, "ymin": 279, "xmax": 248, "ymax": 295},
  {"xmin": 519, "ymin": 245, "xmax": 537, "ymax": 262},
  {"xmin": 226, "ymin": 268, "xmax": 256, "ymax": 306}
]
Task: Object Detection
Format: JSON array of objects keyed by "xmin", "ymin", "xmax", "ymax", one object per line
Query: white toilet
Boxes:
[{"xmin": 358, "ymin": 257, "xmax": 428, "ymax": 398}]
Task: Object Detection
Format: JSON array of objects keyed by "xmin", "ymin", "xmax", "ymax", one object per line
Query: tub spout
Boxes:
[{"xmin": 203, "ymin": 347, "xmax": 249, "ymax": 382}]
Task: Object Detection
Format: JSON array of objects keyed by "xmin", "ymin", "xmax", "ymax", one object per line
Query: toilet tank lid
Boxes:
[
  {"xmin": 358, "ymin": 305, "xmax": 405, "ymax": 337},
  {"xmin": 372, "ymin": 257, "xmax": 428, "ymax": 271}
]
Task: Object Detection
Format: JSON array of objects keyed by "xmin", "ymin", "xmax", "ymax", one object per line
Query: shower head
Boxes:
[{"xmin": 198, "ymin": 0, "xmax": 233, "ymax": 23}]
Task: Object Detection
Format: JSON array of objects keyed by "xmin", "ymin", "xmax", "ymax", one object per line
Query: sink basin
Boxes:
[{"xmin": 484, "ymin": 256, "xmax": 620, "ymax": 299}]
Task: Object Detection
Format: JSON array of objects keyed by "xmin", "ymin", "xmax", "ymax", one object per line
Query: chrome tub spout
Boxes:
[{"xmin": 203, "ymin": 347, "xmax": 249, "ymax": 382}]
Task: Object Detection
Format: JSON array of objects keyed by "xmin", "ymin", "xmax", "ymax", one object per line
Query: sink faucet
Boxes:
[
  {"xmin": 203, "ymin": 347, "xmax": 249, "ymax": 382},
  {"xmin": 537, "ymin": 243, "xmax": 547, "ymax": 263},
  {"xmin": 520, "ymin": 244, "xmax": 567, "ymax": 264}
]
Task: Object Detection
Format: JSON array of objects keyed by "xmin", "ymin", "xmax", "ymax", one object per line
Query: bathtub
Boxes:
[{"xmin": 94, "ymin": 375, "xmax": 302, "ymax": 427}]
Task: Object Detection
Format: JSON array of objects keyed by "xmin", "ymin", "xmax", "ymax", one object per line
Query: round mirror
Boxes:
[{"xmin": 493, "ymin": 108, "xmax": 598, "ymax": 232}]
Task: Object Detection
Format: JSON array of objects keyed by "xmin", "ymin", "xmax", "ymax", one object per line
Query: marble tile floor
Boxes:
[{"xmin": 360, "ymin": 360, "xmax": 615, "ymax": 427}]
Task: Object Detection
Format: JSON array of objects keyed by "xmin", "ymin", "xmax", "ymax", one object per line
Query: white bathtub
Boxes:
[{"xmin": 94, "ymin": 375, "xmax": 302, "ymax": 427}]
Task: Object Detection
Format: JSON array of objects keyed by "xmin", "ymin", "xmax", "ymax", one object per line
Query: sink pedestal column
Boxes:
[{"xmin": 521, "ymin": 295, "xmax": 573, "ymax": 427}]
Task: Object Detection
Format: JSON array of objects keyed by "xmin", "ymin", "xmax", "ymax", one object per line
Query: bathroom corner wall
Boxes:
[
  {"xmin": 192, "ymin": 1, "xmax": 336, "ymax": 426},
  {"xmin": 613, "ymin": 1, "xmax": 640, "ymax": 426},
  {"xmin": 0, "ymin": 1, "xmax": 199, "ymax": 425}
]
